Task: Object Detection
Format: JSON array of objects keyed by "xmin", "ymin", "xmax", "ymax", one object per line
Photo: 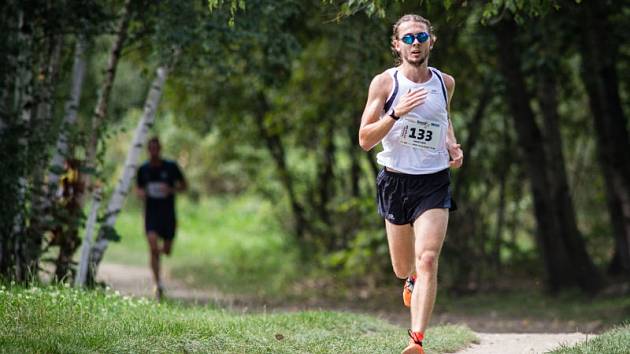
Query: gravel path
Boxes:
[
  {"xmin": 455, "ymin": 332, "xmax": 592, "ymax": 353},
  {"xmin": 98, "ymin": 263, "xmax": 595, "ymax": 353}
]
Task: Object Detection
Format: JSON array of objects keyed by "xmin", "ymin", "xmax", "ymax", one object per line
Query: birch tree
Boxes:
[
  {"xmin": 48, "ymin": 38, "xmax": 87, "ymax": 191},
  {"xmin": 84, "ymin": 58, "xmax": 175, "ymax": 284},
  {"xmin": 85, "ymin": 0, "xmax": 133, "ymax": 170}
]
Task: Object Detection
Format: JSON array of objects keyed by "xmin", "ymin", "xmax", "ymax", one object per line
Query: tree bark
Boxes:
[
  {"xmin": 25, "ymin": 33, "xmax": 64, "ymax": 279},
  {"xmin": 578, "ymin": 1, "xmax": 630, "ymax": 277},
  {"xmin": 538, "ymin": 66, "xmax": 604, "ymax": 293},
  {"xmin": 48, "ymin": 37, "xmax": 87, "ymax": 191},
  {"xmin": 495, "ymin": 20, "xmax": 596, "ymax": 293},
  {"xmin": 0, "ymin": 4, "xmax": 19, "ymax": 277},
  {"xmin": 316, "ymin": 123, "xmax": 335, "ymax": 227},
  {"xmin": 11, "ymin": 8, "xmax": 35, "ymax": 282},
  {"xmin": 75, "ymin": 189, "xmax": 102, "ymax": 287},
  {"xmin": 448, "ymin": 84, "xmax": 491, "ymax": 291},
  {"xmin": 254, "ymin": 94, "xmax": 308, "ymax": 249},
  {"xmin": 85, "ymin": 0, "xmax": 133, "ymax": 168},
  {"xmin": 346, "ymin": 123, "xmax": 361, "ymax": 199},
  {"xmin": 86, "ymin": 62, "xmax": 173, "ymax": 283}
]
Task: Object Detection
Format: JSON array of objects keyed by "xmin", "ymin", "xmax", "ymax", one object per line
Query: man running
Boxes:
[
  {"xmin": 358, "ymin": 14, "xmax": 463, "ymax": 354},
  {"xmin": 136, "ymin": 137, "xmax": 187, "ymax": 300}
]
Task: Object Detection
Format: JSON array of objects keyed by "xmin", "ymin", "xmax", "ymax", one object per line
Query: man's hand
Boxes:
[
  {"xmin": 393, "ymin": 88, "xmax": 428, "ymax": 117},
  {"xmin": 448, "ymin": 143, "xmax": 463, "ymax": 169},
  {"xmin": 159, "ymin": 183, "xmax": 174, "ymax": 196}
]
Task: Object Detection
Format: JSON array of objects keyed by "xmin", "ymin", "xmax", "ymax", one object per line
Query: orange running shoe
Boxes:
[
  {"xmin": 402, "ymin": 330, "xmax": 424, "ymax": 354},
  {"xmin": 402, "ymin": 275, "xmax": 416, "ymax": 308},
  {"xmin": 402, "ymin": 342, "xmax": 424, "ymax": 354}
]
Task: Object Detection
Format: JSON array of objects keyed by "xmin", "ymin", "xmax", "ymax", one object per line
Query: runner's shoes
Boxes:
[
  {"xmin": 155, "ymin": 284, "xmax": 165, "ymax": 301},
  {"xmin": 403, "ymin": 275, "xmax": 416, "ymax": 307},
  {"xmin": 402, "ymin": 330, "xmax": 424, "ymax": 354}
]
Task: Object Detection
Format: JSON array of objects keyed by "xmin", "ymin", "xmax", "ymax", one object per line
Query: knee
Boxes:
[
  {"xmin": 416, "ymin": 251, "xmax": 438, "ymax": 274},
  {"xmin": 149, "ymin": 245, "xmax": 160, "ymax": 257}
]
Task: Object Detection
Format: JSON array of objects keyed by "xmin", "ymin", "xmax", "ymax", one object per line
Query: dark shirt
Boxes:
[{"xmin": 136, "ymin": 159, "xmax": 184, "ymax": 218}]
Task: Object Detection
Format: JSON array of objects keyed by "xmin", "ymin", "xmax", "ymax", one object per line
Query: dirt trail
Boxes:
[
  {"xmin": 98, "ymin": 263, "xmax": 595, "ymax": 353},
  {"xmin": 457, "ymin": 333, "xmax": 591, "ymax": 353}
]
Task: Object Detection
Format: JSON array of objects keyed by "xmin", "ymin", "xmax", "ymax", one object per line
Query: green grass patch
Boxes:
[
  {"xmin": 437, "ymin": 290, "xmax": 630, "ymax": 328},
  {"xmin": 0, "ymin": 285, "xmax": 476, "ymax": 353},
  {"xmin": 106, "ymin": 195, "xmax": 299, "ymax": 296},
  {"xmin": 549, "ymin": 323, "xmax": 630, "ymax": 353}
]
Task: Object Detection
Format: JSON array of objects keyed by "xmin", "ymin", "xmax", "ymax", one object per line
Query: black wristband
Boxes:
[{"xmin": 389, "ymin": 109, "xmax": 399, "ymax": 121}]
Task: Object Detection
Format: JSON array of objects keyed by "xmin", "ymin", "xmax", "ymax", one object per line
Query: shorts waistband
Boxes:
[{"xmin": 383, "ymin": 167, "xmax": 449, "ymax": 178}]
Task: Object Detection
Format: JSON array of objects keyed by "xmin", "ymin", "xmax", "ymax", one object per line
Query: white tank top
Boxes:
[{"xmin": 376, "ymin": 67, "xmax": 450, "ymax": 174}]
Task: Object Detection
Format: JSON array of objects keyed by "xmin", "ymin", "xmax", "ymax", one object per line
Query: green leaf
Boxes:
[
  {"xmin": 99, "ymin": 225, "xmax": 122, "ymax": 242},
  {"xmin": 49, "ymin": 164, "xmax": 65, "ymax": 175}
]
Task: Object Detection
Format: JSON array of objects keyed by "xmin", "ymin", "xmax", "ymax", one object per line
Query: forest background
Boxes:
[{"xmin": 1, "ymin": 0, "xmax": 629, "ymax": 307}]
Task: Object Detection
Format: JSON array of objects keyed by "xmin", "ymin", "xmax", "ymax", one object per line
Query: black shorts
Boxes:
[
  {"xmin": 376, "ymin": 168, "xmax": 457, "ymax": 225},
  {"xmin": 145, "ymin": 212, "xmax": 176, "ymax": 240}
]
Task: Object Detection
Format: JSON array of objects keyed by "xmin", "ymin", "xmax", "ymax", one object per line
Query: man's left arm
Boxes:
[
  {"xmin": 172, "ymin": 162, "xmax": 187, "ymax": 193},
  {"xmin": 443, "ymin": 73, "xmax": 463, "ymax": 169}
]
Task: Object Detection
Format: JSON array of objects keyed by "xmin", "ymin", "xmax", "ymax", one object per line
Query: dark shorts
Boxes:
[
  {"xmin": 145, "ymin": 212, "xmax": 176, "ymax": 240},
  {"xmin": 376, "ymin": 168, "xmax": 457, "ymax": 225}
]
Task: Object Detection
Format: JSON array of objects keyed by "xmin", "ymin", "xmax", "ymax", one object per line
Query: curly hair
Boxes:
[{"xmin": 391, "ymin": 14, "xmax": 434, "ymax": 66}]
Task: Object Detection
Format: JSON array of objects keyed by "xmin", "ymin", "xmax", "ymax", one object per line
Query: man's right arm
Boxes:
[
  {"xmin": 358, "ymin": 73, "xmax": 394, "ymax": 151},
  {"xmin": 358, "ymin": 72, "xmax": 429, "ymax": 151}
]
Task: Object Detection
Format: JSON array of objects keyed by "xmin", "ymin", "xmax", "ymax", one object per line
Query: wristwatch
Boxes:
[{"xmin": 389, "ymin": 109, "xmax": 400, "ymax": 121}]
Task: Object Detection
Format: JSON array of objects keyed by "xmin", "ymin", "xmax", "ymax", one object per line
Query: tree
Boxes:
[
  {"xmin": 575, "ymin": 0, "xmax": 630, "ymax": 278},
  {"xmin": 494, "ymin": 18, "xmax": 604, "ymax": 293},
  {"xmin": 82, "ymin": 58, "xmax": 176, "ymax": 285}
]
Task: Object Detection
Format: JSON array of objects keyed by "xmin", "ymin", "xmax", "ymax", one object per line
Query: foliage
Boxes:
[{"xmin": 0, "ymin": 0, "xmax": 114, "ymax": 281}]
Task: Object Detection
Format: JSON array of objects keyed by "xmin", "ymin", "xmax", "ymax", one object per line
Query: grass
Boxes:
[
  {"xmin": 0, "ymin": 285, "xmax": 476, "ymax": 353},
  {"xmin": 105, "ymin": 195, "xmax": 299, "ymax": 296},
  {"xmin": 549, "ymin": 323, "xmax": 630, "ymax": 354},
  {"xmin": 437, "ymin": 290, "xmax": 630, "ymax": 328}
]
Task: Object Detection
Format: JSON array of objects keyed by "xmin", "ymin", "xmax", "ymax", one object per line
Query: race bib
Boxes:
[
  {"xmin": 399, "ymin": 118, "xmax": 442, "ymax": 150},
  {"xmin": 147, "ymin": 182, "xmax": 167, "ymax": 199}
]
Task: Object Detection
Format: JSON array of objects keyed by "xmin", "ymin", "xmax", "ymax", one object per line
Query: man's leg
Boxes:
[
  {"xmin": 385, "ymin": 220, "xmax": 415, "ymax": 280},
  {"xmin": 161, "ymin": 239, "xmax": 173, "ymax": 256},
  {"xmin": 146, "ymin": 231, "xmax": 162, "ymax": 290},
  {"xmin": 410, "ymin": 208, "xmax": 449, "ymax": 332}
]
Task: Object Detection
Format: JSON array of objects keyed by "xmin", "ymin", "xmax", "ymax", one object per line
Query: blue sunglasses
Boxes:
[{"xmin": 400, "ymin": 32, "xmax": 430, "ymax": 45}]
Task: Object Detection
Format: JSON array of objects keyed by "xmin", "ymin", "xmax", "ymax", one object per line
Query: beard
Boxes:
[{"xmin": 407, "ymin": 52, "xmax": 428, "ymax": 67}]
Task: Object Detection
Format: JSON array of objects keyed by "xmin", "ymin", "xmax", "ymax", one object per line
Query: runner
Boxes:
[
  {"xmin": 136, "ymin": 137, "xmax": 187, "ymax": 300},
  {"xmin": 358, "ymin": 14, "xmax": 463, "ymax": 354}
]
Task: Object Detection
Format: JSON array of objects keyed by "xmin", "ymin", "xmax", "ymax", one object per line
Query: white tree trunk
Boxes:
[
  {"xmin": 48, "ymin": 37, "xmax": 86, "ymax": 188},
  {"xmin": 88, "ymin": 63, "xmax": 172, "ymax": 276},
  {"xmin": 75, "ymin": 189, "xmax": 102, "ymax": 287}
]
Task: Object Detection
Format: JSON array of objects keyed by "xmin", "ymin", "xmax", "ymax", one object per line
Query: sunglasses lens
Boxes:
[{"xmin": 401, "ymin": 33, "xmax": 429, "ymax": 44}]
